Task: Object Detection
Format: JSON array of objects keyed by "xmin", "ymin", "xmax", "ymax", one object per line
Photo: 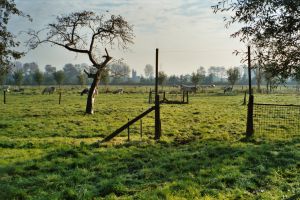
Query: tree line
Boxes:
[{"xmin": 2, "ymin": 62, "xmax": 298, "ymax": 94}]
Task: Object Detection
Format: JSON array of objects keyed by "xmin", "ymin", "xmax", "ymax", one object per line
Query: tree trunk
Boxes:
[{"xmin": 86, "ymin": 70, "xmax": 101, "ymax": 114}]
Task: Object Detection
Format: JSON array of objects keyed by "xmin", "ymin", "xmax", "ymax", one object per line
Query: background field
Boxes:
[{"xmin": 0, "ymin": 86, "xmax": 299, "ymax": 199}]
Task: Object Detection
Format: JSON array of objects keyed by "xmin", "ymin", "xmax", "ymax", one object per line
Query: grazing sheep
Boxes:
[
  {"xmin": 112, "ymin": 88, "xmax": 123, "ymax": 94},
  {"xmin": 80, "ymin": 88, "xmax": 98, "ymax": 96},
  {"xmin": 42, "ymin": 87, "xmax": 56, "ymax": 94},
  {"xmin": 223, "ymin": 86, "xmax": 233, "ymax": 94},
  {"xmin": 180, "ymin": 84, "xmax": 197, "ymax": 93}
]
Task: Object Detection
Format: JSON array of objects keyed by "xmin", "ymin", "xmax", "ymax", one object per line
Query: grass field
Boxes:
[{"xmin": 0, "ymin": 86, "xmax": 299, "ymax": 199}]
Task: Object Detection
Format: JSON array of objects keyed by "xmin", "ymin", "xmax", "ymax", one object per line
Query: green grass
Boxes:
[{"xmin": 0, "ymin": 87, "xmax": 299, "ymax": 199}]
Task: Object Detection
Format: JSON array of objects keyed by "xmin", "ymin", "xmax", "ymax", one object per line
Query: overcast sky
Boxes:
[{"xmin": 11, "ymin": 0, "xmax": 245, "ymax": 75}]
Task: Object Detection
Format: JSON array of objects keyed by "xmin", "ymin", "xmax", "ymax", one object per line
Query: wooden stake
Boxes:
[
  {"xmin": 243, "ymin": 91, "xmax": 247, "ymax": 105},
  {"xmin": 127, "ymin": 118, "xmax": 130, "ymax": 141},
  {"xmin": 59, "ymin": 92, "xmax": 62, "ymax": 104},
  {"xmin": 140, "ymin": 119, "xmax": 143, "ymax": 139},
  {"xmin": 187, "ymin": 91, "xmax": 189, "ymax": 104},
  {"xmin": 155, "ymin": 48, "xmax": 161, "ymax": 140},
  {"xmin": 149, "ymin": 88, "xmax": 152, "ymax": 104},
  {"xmin": 3, "ymin": 91, "xmax": 6, "ymax": 104},
  {"xmin": 246, "ymin": 46, "xmax": 254, "ymax": 137}
]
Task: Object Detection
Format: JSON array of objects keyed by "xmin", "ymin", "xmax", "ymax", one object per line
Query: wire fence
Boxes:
[
  {"xmin": 253, "ymin": 103, "xmax": 300, "ymax": 136},
  {"xmin": 148, "ymin": 91, "xmax": 188, "ymax": 104}
]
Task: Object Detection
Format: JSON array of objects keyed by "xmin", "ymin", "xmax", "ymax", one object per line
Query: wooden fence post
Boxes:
[
  {"xmin": 59, "ymin": 92, "xmax": 62, "ymax": 104},
  {"xmin": 155, "ymin": 94, "xmax": 161, "ymax": 140},
  {"xmin": 140, "ymin": 119, "xmax": 143, "ymax": 139},
  {"xmin": 246, "ymin": 95, "xmax": 254, "ymax": 137},
  {"xmin": 246, "ymin": 46, "xmax": 254, "ymax": 137},
  {"xmin": 127, "ymin": 118, "xmax": 130, "ymax": 141},
  {"xmin": 186, "ymin": 91, "xmax": 189, "ymax": 104},
  {"xmin": 182, "ymin": 91, "xmax": 185, "ymax": 103},
  {"xmin": 149, "ymin": 89, "xmax": 152, "ymax": 104},
  {"xmin": 243, "ymin": 91, "xmax": 247, "ymax": 105},
  {"xmin": 154, "ymin": 48, "xmax": 161, "ymax": 140},
  {"xmin": 3, "ymin": 91, "xmax": 6, "ymax": 104}
]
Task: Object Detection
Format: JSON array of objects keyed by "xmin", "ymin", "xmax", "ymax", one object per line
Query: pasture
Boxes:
[{"xmin": 0, "ymin": 86, "xmax": 299, "ymax": 199}]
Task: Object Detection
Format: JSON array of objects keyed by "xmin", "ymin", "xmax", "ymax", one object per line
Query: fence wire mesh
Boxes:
[{"xmin": 253, "ymin": 103, "xmax": 300, "ymax": 136}]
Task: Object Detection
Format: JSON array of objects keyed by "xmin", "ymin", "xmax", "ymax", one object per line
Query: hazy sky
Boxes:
[{"xmin": 11, "ymin": 0, "xmax": 246, "ymax": 75}]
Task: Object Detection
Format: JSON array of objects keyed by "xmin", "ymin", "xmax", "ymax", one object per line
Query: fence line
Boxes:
[{"xmin": 253, "ymin": 103, "xmax": 300, "ymax": 135}]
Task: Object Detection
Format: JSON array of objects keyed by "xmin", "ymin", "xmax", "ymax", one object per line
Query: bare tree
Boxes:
[
  {"xmin": 227, "ymin": 67, "xmax": 240, "ymax": 89},
  {"xmin": 27, "ymin": 11, "xmax": 134, "ymax": 114}
]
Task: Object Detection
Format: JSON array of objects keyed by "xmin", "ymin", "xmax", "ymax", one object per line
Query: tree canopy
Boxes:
[
  {"xmin": 0, "ymin": 0, "xmax": 30, "ymax": 75},
  {"xmin": 213, "ymin": 0, "xmax": 300, "ymax": 78}
]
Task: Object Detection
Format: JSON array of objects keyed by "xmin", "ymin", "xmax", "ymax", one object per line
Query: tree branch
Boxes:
[{"xmin": 84, "ymin": 69, "xmax": 96, "ymax": 78}]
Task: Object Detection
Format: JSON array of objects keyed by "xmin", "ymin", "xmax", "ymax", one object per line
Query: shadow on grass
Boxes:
[{"xmin": 0, "ymin": 138, "xmax": 299, "ymax": 199}]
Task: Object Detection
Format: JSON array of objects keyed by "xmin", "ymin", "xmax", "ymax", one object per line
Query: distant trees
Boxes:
[
  {"xmin": 53, "ymin": 70, "xmax": 65, "ymax": 88},
  {"xmin": 0, "ymin": 73, "xmax": 6, "ymax": 86},
  {"xmin": 33, "ymin": 69, "xmax": 44, "ymax": 87},
  {"xmin": 254, "ymin": 64, "xmax": 263, "ymax": 93},
  {"xmin": 45, "ymin": 65, "xmax": 56, "ymax": 74},
  {"xmin": 110, "ymin": 62, "xmax": 130, "ymax": 83},
  {"xmin": 63, "ymin": 63, "xmax": 79, "ymax": 84},
  {"xmin": 44, "ymin": 65, "xmax": 56, "ymax": 85},
  {"xmin": 227, "ymin": 67, "xmax": 240, "ymax": 89},
  {"xmin": 23, "ymin": 62, "xmax": 38, "ymax": 84},
  {"xmin": 12, "ymin": 69, "xmax": 24, "ymax": 88},
  {"xmin": 206, "ymin": 66, "xmax": 226, "ymax": 83},
  {"xmin": 109, "ymin": 62, "xmax": 130, "ymax": 85},
  {"xmin": 168, "ymin": 75, "xmax": 180, "ymax": 86},
  {"xmin": 144, "ymin": 64, "xmax": 154, "ymax": 79},
  {"xmin": 77, "ymin": 73, "xmax": 87, "ymax": 87},
  {"xmin": 158, "ymin": 71, "xmax": 167, "ymax": 89},
  {"xmin": 191, "ymin": 66, "xmax": 206, "ymax": 86},
  {"xmin": 191, "ymin": 72, "xmax": 201, "ymax": 87}
]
